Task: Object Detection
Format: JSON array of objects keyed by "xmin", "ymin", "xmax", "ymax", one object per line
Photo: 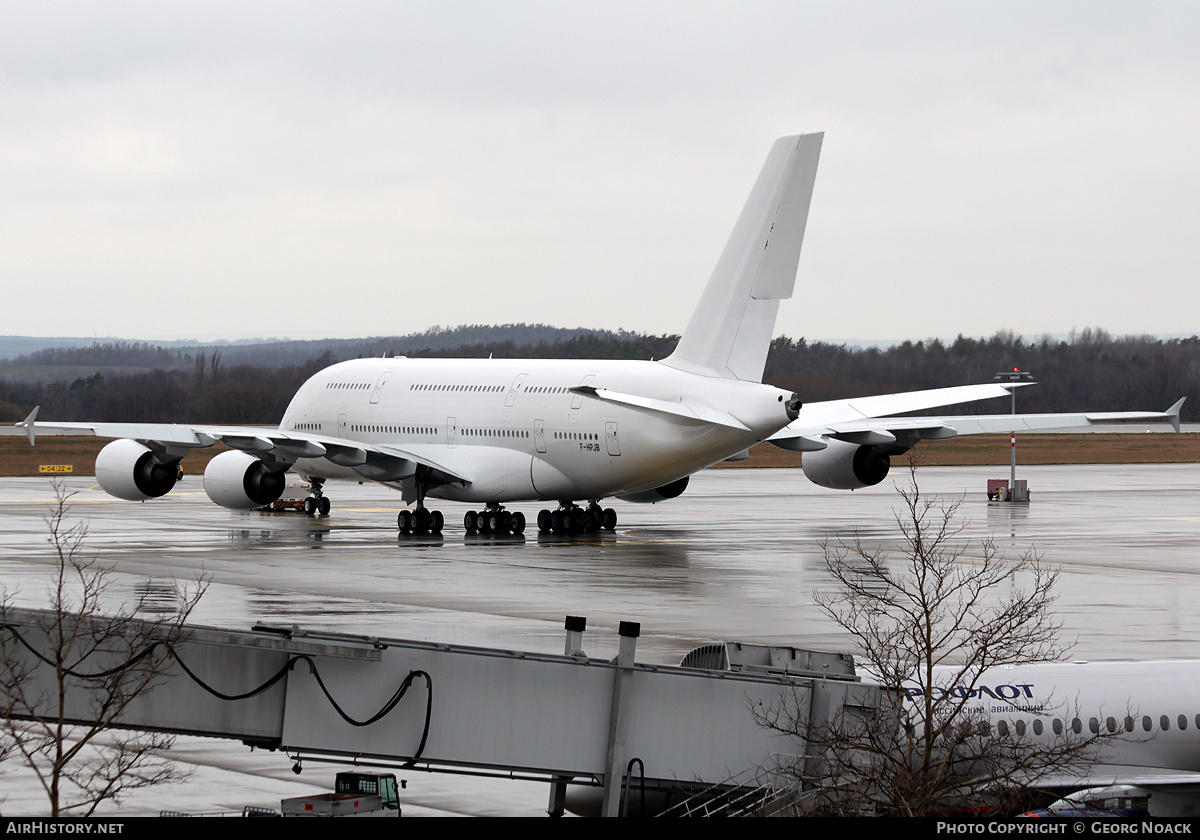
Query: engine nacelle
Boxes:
[
  {"xmin": 203, "ymin": 450, "xmax": 287, "ymax": 510},
  {"xmin": 95, "ymin": 439, "xmax": 180, "ymax": 501},
  {"xmin": 802, "ymin": 439, "xmax": 892, "ymax": 490},
  {"xmin": 616, "ymin": 475, "xmax": 689, "ymax": 504}
]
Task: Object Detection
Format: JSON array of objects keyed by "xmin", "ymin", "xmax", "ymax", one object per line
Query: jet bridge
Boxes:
[{"xmin": 0, "ymin": 608, "xmax": 883, "ymax": 817}]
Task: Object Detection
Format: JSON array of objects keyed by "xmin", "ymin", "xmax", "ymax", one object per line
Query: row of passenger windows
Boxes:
[
  {"xmin": 330, "ymin": 423, "xmax": 600, "ymax": 442},
  {"xmin": 406, "ymin": 384, "xmax": 571, "ymax": 394},
  {"xmin": 294, "ymin": 423, "xmax": 323, "ymax": 431},
  {"xmin": 341, "ymin": 426, "xmax": 595, "ymax": 442},
  {"xmin": 324, "ymin": 380, "xmax": 577, "ymax": 396},
  {"xmin": 411, "ymin": 384, "xmax": 505, "ymax": 393},
  {"xmin": 352, "ymin": 425, "xmax": 437, "ymax": 435},
  {"xmin": 994, "ymin": 713, "xmax": 1200, "ymax": 737},
  {"xmin": 464, "ymin": 429, "xmax": 528, "ymax": 439}
]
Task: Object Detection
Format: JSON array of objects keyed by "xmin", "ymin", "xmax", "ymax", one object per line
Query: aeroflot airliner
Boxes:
[
  {"xmin": 921, "ymin": 661, "xmax": 1200, "ymax": 817},
  {"xmin": 8, "ymin": 134, "xmax": 1183, "ymax": 534}
]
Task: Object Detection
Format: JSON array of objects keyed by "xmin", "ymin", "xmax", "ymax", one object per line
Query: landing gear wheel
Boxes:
[
  {"xmin": 556, "ymin": 509, "xmax": 576, "ymax": 534},
  {"xmin": 603, "ymin": 508, "xmax": 617, "ymax": 530},
  {"xmin": 398, "ymin": 510, "xmax": 412, "ymax": 533},
  {"xmin": 537, "ymin": 510, "xmax": 552, "ymax": 533},
  {"xmin": 431, "ymin": 510, "xmax": 444, "ymax": 533},
  {"xmin": 465, "ymin": 511, "xmax": 478, "ymax": 534},
  {"xmin": 511, "ymin": 511, "xmax": 526, "ymax": 534},
  {"xmin": 303, "ymin": 477, "xmax": 327, "ymax": 518}
]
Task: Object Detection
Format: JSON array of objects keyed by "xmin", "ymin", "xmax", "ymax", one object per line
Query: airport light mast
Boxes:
[{"xmin": 993, "ymin": 368, "xmax": 1036, "ymax": 495}]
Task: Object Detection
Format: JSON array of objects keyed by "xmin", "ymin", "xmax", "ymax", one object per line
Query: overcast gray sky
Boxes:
[{"xmin": 2, "ymin": 1, "xmax": 1197, "ymax": 343}]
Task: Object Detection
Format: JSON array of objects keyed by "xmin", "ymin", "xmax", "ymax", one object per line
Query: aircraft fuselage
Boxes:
[{"xmin": 281, "ymin": 356, "xmax": 797, "ymax": 504}]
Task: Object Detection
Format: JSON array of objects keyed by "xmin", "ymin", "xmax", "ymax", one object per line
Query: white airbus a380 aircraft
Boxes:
[{"xmin": 10, "ymin": 133, "xmax": 1183, "ymax": 535}]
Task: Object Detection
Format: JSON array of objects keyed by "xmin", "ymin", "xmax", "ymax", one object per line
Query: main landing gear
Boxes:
[
  {"xmin": 303, "ymin": 478, "xmax": 331, "ymax": 517},
  {"xmin": 397, "ymin": 478, "xmax": 445, "ymax": 534},
  {"xmin": 463, "ymin": 505, "xmax": 526, "ymax": 536},
  {"xmin": 397, "ymin": 507, "xmax": 444, "ymax": 534},
  {"xmin": 536, "ymin": 501, "xmax": 617, "ymax": 535}
]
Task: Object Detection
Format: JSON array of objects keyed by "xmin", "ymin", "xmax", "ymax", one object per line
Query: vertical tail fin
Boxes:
[{"xmin": 663, "ymin": 133, "xmax": 823, "ymax": 382}]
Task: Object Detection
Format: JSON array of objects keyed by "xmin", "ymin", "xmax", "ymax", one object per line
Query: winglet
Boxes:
[
  {"xmin": 1167, "ymin": 397, "xmax": 1185, "ymax": 433},
  {"xmin": 19, "ymin": 406, "xmax": 38, "ymax": 445}
]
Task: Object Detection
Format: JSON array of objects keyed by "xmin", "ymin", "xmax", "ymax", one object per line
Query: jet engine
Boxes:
[
  {"xmin": 203, "ymin": 450, "xmax": 287, "ymax": 510},
  {"xmin": 95, "ymin": 439, "xmax": 181, "ymax": 501},
  {"xmin": 801, "ymin": 439, "xmax": 896, "ymax": 490},
  {"xmin": 616, "ymin": 475, "xmax": 689, "ymax": 504}
]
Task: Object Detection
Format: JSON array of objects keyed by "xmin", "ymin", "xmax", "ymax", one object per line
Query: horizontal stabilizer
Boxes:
[
  {"xmin": 569, "ymin": 386, "xmax": 751, "ymax": 430},
  {"xmin": 776, "ymin": 383, "xmax": 1016, "ymax": 438}
]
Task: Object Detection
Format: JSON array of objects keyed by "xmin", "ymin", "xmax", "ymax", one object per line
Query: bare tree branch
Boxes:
[
  {"xmin": 0, "ymin": 482, "xmax": 207, "ymax": 816},
  {"xmin": 756, "ymin": 462, "xmax": 1113, "ymax": 816}
]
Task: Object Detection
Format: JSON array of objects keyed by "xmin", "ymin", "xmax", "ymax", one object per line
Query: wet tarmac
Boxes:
[{"xmin": 2, "ymin": 463, "xmax": 1199, "ymax": 815}]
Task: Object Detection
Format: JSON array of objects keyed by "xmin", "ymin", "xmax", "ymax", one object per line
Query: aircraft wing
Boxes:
[
  {"xmin": 770, "ymin": 390, "xmax": 1184, "ymax": 451},
  {"xmin": 1015, "ymin": 765, "xmax": 1200, "ymax": 817},
  {"xmin": 1029, "ymin": 765, "xmax": 1200, "ymax": 790},
  {"xmin": 5, "ymin": 408, "xmax": 471, "ymax": 489}
]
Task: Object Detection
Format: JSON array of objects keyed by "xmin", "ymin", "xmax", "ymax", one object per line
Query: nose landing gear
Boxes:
[{"xmin": 302, "ymin": 478, "xmax": 332, "ymax": 516}]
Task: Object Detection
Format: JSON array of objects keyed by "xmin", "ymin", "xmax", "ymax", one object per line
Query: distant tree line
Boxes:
[
  {"xmin": 0, "ymin": 327, "xmax": 1195, "ymax": 424},
  {"xmin": 12, "ymin": 341, "xmax": 188, "ymax": 369},
  {"xmin": 764, "ymin": 328, "xmax": 1196, "ymax": 416}
]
